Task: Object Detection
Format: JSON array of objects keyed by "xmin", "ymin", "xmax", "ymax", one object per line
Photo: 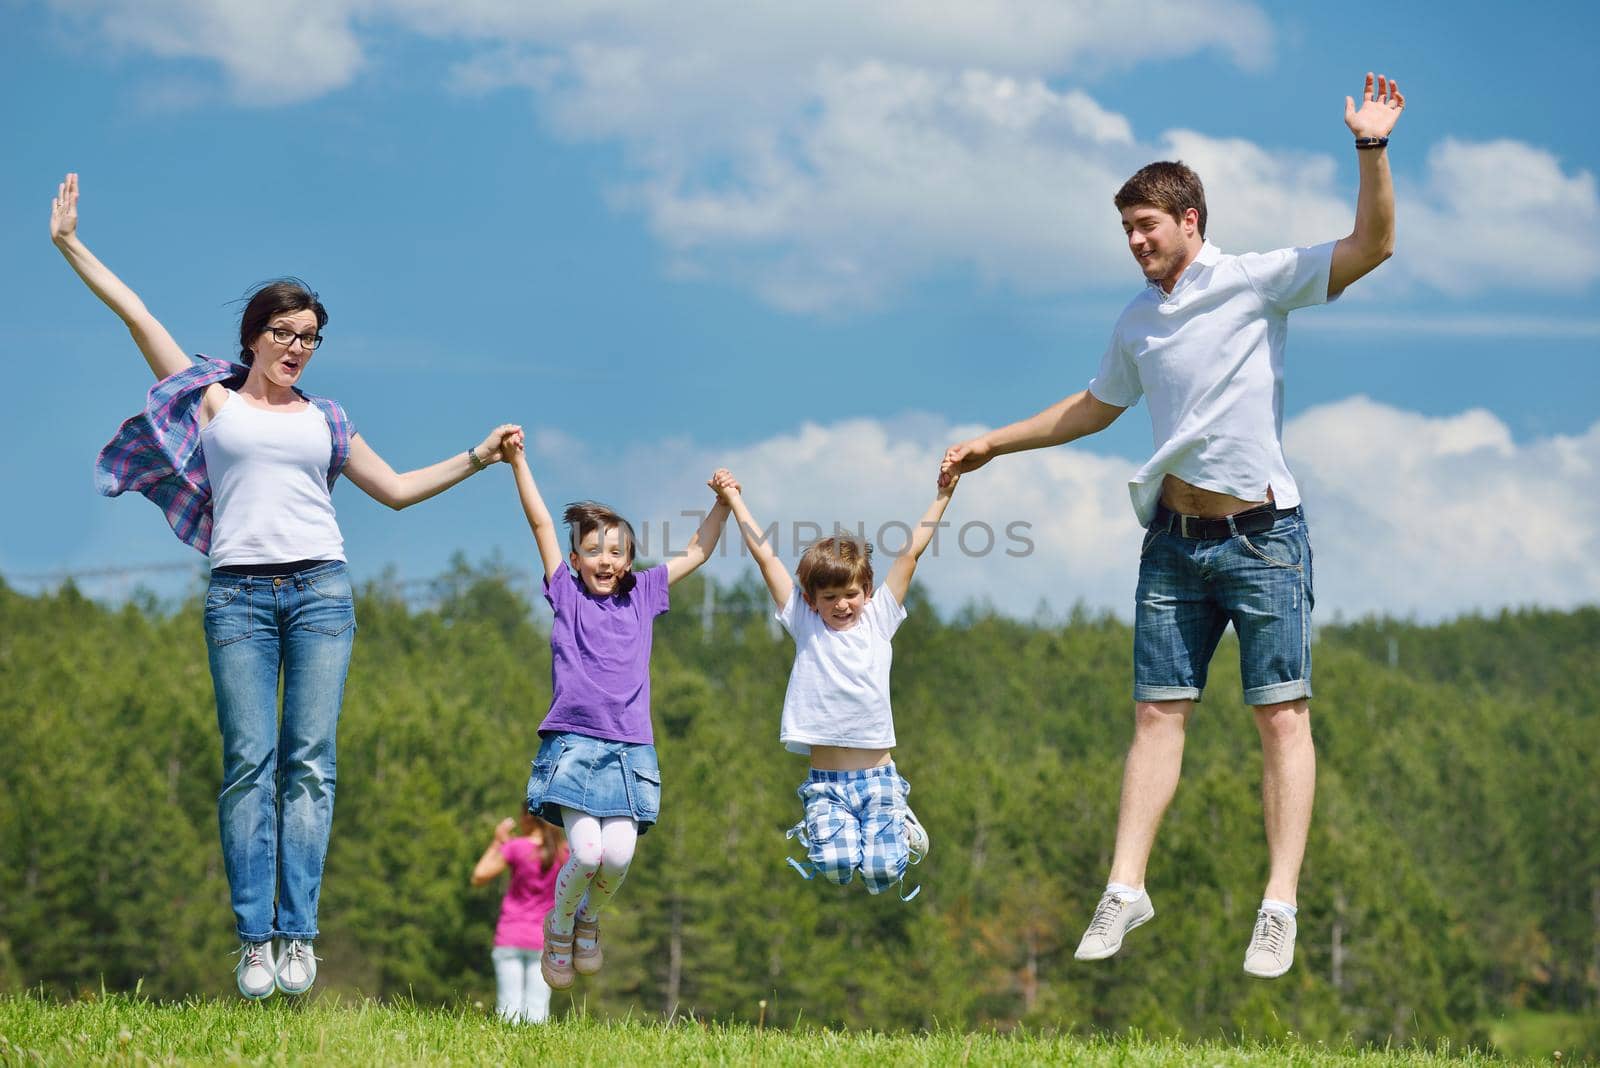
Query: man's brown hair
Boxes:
[
  {"xmin": 1114, "ymin": 161, "xmax": 1207, "ymax": 238},
  {"xmin": 796, "ymin": 535, "xmax": 874, "ymax": 599}
]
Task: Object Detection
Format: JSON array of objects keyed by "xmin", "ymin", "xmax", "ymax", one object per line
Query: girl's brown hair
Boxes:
[
  {"xmin": 530, "ymin": 815, "xmax": 566, "ymax": 869},
  {"xmin": 563, "ymin": 501, "xmax": 639, "ymax": 594}
]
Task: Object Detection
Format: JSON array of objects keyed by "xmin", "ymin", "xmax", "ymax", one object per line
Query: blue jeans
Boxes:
[
  {"xmin": 204, "ymin": 560, "xmax": 356, "ymax": 942},
  {"xmin": 1133, "ymin": 509, "xmax": 1313, "ymax": 706}
]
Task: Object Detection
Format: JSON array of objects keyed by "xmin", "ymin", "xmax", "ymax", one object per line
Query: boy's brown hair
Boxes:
[
  {"xmin": 796, "ymin": 535, "xmax": 874, "ymax": 599},
  {"xmin": 1114, "ymin": 160, "xmax": 1208, "ymax": 238}
]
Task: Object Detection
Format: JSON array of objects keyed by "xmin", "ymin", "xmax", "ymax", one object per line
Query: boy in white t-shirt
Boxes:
[{"xmin": 711, "ymin": 468, "xmax": 958, "ymax": 899}]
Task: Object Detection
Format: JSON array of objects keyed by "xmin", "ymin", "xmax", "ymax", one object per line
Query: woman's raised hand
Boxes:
[{"xmin": 50, "ymin": 173, "xmax": 79, "ymax": 245}]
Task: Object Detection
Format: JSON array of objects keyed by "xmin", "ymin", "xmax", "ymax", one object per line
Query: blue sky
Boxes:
[{"xmin": 3, "ymin": 1, "xmax": 1597, "ymax": 620}]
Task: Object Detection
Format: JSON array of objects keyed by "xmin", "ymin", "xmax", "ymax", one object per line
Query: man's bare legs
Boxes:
[
  {"xmin": 1254, "ymin": 698, "xmax": 1315, "ymax": 904},
  {"xmin": 1107, "ymin": 699, "xmax": 1193, "ymax": 887},
  {"xmin": 1240, "ymin": 697, "xmax": 1314, "ymax": 978},
  {"xmin": 1075, "ymin": 699, "xmax": 1191, "ymax": 960},
  {"xmin": 1081, "ymin": 696, "xmax": 1315, "ymax": 974}
]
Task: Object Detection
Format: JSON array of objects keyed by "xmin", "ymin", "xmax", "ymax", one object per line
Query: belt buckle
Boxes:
[{"xmin": 1179, "ymin": 514, "xmax": 1195, "ymax": 538}]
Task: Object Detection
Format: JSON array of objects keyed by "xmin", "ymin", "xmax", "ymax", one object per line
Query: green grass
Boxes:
[
  {"xmin": 0, "ymin": 994, "xmax": 1539, "ymax": 1066},
  {"xmin": 1489, "ymin": 1010, "xmax": 1600, "ymax": 1063}
]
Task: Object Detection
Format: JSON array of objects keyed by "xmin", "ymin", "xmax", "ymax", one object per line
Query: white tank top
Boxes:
[{"xmin": 201, "ymin": 391, "xmax": 346, "ymax": 566}]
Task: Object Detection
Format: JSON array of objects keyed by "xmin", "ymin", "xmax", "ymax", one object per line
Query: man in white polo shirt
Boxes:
[{"xmin": 941, "ymin": 73, "xmax": 1405, "ymax": 978}]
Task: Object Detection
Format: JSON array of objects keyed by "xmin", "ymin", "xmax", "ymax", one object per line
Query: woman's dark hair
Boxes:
[{"xmin": 237, "ymin": 278, "xmax": 328, "ymax": 366}]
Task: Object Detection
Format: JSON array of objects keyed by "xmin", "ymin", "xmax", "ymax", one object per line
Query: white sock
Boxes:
[
  {"xmin": 1261, "ymin": 897, "xmax": 1297, "ymax": 919},
  {"xmin": 1106, "ymin": 882, "xmax": 1145, "ymax": 903}
]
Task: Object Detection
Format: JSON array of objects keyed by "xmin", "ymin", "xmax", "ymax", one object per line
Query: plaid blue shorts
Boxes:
[{"xmin": 786, "ymin": 763, "xmax": 917, "ymax": 899}]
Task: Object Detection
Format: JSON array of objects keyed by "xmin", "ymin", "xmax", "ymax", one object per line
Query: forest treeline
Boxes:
[{"xmin": 1, "ymin": 561, "xmax": 1596, "ymax": 1047}]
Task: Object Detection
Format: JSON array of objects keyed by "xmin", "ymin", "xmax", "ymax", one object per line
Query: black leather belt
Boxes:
[
  {"xmin": 1152, "ymin": 503, "xmax": 1299, "ymax": 540},
  {"xmin": 212, "ymin": 559, "xmax": 334, "ymax": 577}
]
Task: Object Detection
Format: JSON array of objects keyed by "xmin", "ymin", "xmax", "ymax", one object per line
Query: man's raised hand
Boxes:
[{"xmin": 1344, "ymin": 72, "xmax": 1405, "ymax": 139}]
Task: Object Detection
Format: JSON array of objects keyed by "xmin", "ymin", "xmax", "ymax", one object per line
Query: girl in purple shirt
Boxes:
[{"xmin": 506, "ymin": 435, "xmax": 731, "ymax": 991}]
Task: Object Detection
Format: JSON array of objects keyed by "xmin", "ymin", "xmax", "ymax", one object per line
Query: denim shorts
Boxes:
[
  {"xmin": 1133, "ymin": 507, "xmax": 1314, "ymax": 706},
  {"xmin": 525, "ymin": 731, "xmax": 660, "ymax": 835}
]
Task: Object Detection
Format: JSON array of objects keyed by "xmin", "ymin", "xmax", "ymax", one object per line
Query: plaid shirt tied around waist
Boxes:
[{"xmin": 94, "ymin": 357, "xmax": 354, "ymax": 556}]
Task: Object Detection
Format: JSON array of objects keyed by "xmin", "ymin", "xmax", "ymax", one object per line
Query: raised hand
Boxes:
[
  {"xmin": 493, "ymin": 817, "xmax": 516, "ymax": 844},
  {"xmin": 50, "ymin": 173, "xmax": 79, "ymax": 244},
  {"xmin": 476, "ymin": 423, "xmax": 524, "ymax": 465},
  {"xmin": 1344, "ymin": 72, "xmax": 1405, "ymax": 139}
]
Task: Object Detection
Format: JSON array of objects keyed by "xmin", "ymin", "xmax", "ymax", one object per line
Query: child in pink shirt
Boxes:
[{"xmin": 472, "ymin": 812, "xmax": 568, "ymax": 1023}]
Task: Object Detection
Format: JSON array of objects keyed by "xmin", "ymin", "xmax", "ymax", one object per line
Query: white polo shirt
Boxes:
[{"xmin": 1088, "ymin": 240, "xmax": 1337, "ymax": 525}]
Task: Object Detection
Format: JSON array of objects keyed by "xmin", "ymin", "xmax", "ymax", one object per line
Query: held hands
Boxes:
[
  {"xmin": 50, "ymin": 173, "xmax": 79, "ymax": 245},
  {"xmin": 938, "ymin": 465, "xmax": 960, "ymax": 497},
  {"xmin": 476, "ymin": 424, "xmax": 524, "ymax": 466},
  {"xmin": 939, "ymin": 437, "xmax": 990, "ymax": 487},
  {"xmin": 708, "ymin": 468, "xmax": 741, "ymax": 501},
  {"xmin": 1344, "ymin": 72, "xmax": 1405, "ymax": 139}
]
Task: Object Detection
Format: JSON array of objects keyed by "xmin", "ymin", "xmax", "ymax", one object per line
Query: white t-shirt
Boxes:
[
  {"xmin": 1088, "ymin": 240, "xmax": 1337, "ymax": 525},
  {"xmin": 776, "ymin": 585, "xmax": 907, "ymax": 755},
  {"xmin": 201, "ymin": 391, "xmax": 346, "ymax": 566}
]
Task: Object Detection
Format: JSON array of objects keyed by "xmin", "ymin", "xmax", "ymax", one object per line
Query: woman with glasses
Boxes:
[{"xmin": 49, "ymin": 172, "xmax": 521, "ymax": 1000}]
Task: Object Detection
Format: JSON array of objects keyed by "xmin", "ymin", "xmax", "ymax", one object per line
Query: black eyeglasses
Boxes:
[{"xmin": 264, "ymin": 326, "xmax": 323, "ymax": 350}]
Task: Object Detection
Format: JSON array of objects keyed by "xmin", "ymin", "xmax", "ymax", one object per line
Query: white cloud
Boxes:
[
  {"xmin": 1298, "ymin": 313, "xmax": 1600, "ymax": 340},
  {"xmin": 1402, "ymin": 139, "xmax": 1600, "ymax": 295},
  {"xmin": 1286, "ymin": 397, "xmax": 1600, "ymax": 619},
  {"xmin": 532, "ymin": 399, "xmax": 1600, "ymax": 622},
  {"xmin": 531, "ymin": 412, "xmax": 1146, "ymax": 616},
  {"xmin": 79, "ymin": 0, "xmax": 366, "ymax": 104},
  {"xmin": 65, "ymin": 1, "xmax": 1274, "ymax": 107},
  {"xmin": 625, "ymin": 63, "xmax": 1147, "ymax": 311},
  {"xmin": 53, "ymin": 1, "xmax": 1600, "ymax": 307}
]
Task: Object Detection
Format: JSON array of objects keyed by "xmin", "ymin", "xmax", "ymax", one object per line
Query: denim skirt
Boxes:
[{"xmin": 525, "ymin": 731, "xmax": 661, "ymax": 834}]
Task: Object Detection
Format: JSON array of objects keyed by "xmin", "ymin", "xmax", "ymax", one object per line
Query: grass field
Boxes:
[{"xmin": 0, "ymin": 993, "xmax": 1551, "ymax": 1066}]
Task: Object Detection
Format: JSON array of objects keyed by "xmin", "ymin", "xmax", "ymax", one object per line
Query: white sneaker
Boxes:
[
  {"xmin": 275, "ymin": 939, "xmax": 319, "ymax": 995},
  {"xmin": 1074, "ymin": 890, "xmax": 1155, "ymax": 960},
  {"xmin": 903, "ymin": 807, "xmax": 930, "ymax": 863},
  {"xmin": 235, "ymin": 942, "xmax": 276, "ymax": 1000},
  {"xmin": 1243, "ymin": 908, "xmax": 1297, "ymax": 978}
]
